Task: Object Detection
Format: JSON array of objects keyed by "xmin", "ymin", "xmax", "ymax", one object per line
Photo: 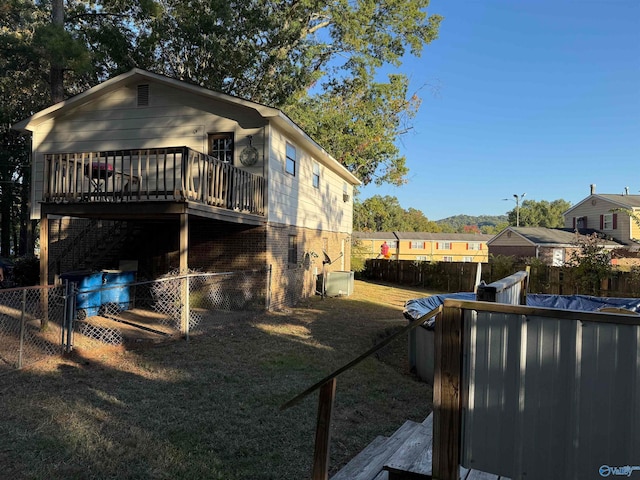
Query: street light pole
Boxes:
[{"xmin": 503, "ymin": 193, "xmax": 526, "ymax": 227}]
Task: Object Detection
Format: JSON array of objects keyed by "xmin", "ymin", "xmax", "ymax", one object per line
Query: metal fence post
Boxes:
[
  {"xmin": 18, "ymin": 288, "xmax": 27, "ymax": 369},
  {"xmin": 63, "ymin": 281, "xmax": 76, "ymax": 353}
]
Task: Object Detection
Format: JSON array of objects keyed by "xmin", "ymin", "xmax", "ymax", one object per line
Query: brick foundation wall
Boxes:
[
  {"xmin": 189, "ymin": 222, "xmax": 267, "ymax": 271},
  {"xmin": 48, "ymin": 216, "xmax": 351, "ymax": 309},
  {"xmin": 266, "ymin": 223, "xmax": 352, "ymax": 309}
]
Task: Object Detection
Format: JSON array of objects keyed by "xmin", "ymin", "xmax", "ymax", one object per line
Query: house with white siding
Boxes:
[
  {"xmin": 13, "ymin": 68, "xmax": 360, "ymax": 307},
  {"xmin": 563, "ymin": 185, "xmax": 640, "ymax": 247}
]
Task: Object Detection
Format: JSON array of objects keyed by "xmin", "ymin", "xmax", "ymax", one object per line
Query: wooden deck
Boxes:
[
  {"xmin": 330, "ymin": 413, "xmax": 510, "ymax": 480},
  {"xmin": 43, "ymin": 147, "xmax": 265, "ymax": 217}
]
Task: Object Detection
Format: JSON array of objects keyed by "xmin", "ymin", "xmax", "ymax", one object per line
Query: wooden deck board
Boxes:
[
  {"xmin": 332, "ymin": 412, "xmax": 511, "ymax": 480},
  {"xmin": 384, "ymin": 422, "xmax": 433, "ymax": 477},
  {"xmin": 330, "ymin": 421, "xmax": 422, "ymax": 480}
]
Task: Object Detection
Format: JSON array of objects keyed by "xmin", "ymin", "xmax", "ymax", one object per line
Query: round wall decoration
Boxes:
[{"xmin": 240, "ymin": 135, "xmax": 259, "ymax": 166}]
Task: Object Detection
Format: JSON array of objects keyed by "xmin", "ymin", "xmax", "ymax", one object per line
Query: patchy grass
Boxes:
[{"xmin": 0, "ymin": 280, "xmax": 436, "ymax": 480}]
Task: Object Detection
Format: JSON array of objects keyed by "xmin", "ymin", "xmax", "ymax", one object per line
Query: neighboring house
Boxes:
[
  {"xmin": 353, "ymin": 231, "xmax": 493, "ymax": 263},
  {"xmin": 13, "ymin": 68, "xmax": 360, "ymax": 307},
  {"xmin": 487, "ymin": 227, "xmax": 623, "ymax": 266},
  {"xmin": 563, "ymin": 185, "xmax": 640, "ymax": 246}
]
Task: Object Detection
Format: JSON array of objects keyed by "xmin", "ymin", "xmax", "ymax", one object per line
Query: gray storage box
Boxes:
[{"xmin": 319, "ymin": 271, "xmax": 354, "ymax": 297}]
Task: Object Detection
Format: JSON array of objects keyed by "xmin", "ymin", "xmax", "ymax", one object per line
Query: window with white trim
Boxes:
[
  {"xmin": 388, "ymin": 241, "xmax": 397, "ymax": 248},
  {"xmin": 439, "ymin": 242, "xmax": 452, "ymax": 250},
  {"xmin": 463, "ymin": 256, "xmax": 473, "ymax": 262},
  {"xmin": 416, "ymin": 255, "xmax": 428, "ymax": 261},
  {"xmin": 410, "ymin": 241, "xmax": 425, "ymax": 249},
  {"xmin": 286, "ymin": 142, "xmax": 296, "ymax": 176},
  {"xmin": 208, "ymin": 133, "xmax": 234, "ymax": 163},
  {"xmin": 603, "ymin": 213, "xmax": 613, "ymax": 230},
  {"xmin": 312, "ymin": 163, "xmax": 320, "ymax": 188},
  {"xmin": 442, "ymin": 256, "xmax": 454, "ymax": 262},
  {"xmin": 468, "ymin": 242, "xmax": 480, "ymax": 250}
]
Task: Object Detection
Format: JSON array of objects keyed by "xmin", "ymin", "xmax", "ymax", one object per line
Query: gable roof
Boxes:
[
  {"xmin": 488, "ymin": 227, "xmax": 624, "ymax": 248},
  {"xmin": 12, "ymin": 68, "xmax": 361, "ymax": 186},
  {"xmin": 564, "ymin": 194, "xmax": 640, "ymax": 215}
]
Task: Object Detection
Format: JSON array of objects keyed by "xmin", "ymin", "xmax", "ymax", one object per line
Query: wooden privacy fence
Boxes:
[
  {"xmin": 365, "ymin": 259, "xmax": 489, "ymax": 293},
  {"xmin": 365, "ymin": 259, "xmax": 640, "ymax": 297}
]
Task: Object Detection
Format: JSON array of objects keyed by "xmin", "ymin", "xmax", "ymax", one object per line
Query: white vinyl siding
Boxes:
[
  {"xmin": 267, "ymin": 125, "xmax": 353, "ymax": 234},
  {"xmin": 285, "ymin": 142, "xmax": 296, "ymax": 176},
  {"xmin": 29, "ymin": 81, "xmax": 267, "ymax": 218},
  {"xmin": 564, "ymin": 197, "xmax": 633, "ymax": 244}
]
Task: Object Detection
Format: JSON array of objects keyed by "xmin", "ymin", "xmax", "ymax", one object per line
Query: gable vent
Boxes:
[{"xmin": 137, "ymin": 84, "xmax": 149, "ymax": 107}]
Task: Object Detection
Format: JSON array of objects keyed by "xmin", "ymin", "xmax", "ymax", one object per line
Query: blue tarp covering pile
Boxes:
[{"xmin": 405, "ymin": 293, "xmax": 640, "ymax": 329}]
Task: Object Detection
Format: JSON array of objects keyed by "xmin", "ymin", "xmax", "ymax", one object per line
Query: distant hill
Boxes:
[{"xmin": 436, "ymin": 214, "xmax": 508, "ymax": 230}]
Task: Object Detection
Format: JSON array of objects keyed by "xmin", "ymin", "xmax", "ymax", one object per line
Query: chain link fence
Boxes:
[
  {"xmin": 0, "ymin": 285, "xmax": 67, "ymax": 374},
  {"xmin": 0, "ymin": 269, "xmax": 270, "ymax": 373}
]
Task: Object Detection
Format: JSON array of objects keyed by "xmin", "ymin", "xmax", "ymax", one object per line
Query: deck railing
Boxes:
[{"xmin": 43, "ymin": 147, "xmax": 265, "ymax": 215}]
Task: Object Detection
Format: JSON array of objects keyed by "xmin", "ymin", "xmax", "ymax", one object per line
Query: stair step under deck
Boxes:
[{"xmin": 330, "ymin": 420, "xmax": 423, "ymax": 480}]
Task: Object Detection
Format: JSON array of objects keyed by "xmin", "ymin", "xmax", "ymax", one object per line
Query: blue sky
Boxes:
[{"xmin": 358, "ymin": 0, "xmax": 640, "ymax": 220}]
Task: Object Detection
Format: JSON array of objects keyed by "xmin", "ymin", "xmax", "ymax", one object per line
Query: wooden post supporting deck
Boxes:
[
  {"xmin": 179, "ymin": 213, "xmax": 189, "ymax": 338},
  {"xmin": 312, "ymin": 378, "xmax": 337, "ymax": 480},
  {"xmin": 433, "ymin": 305, "xmax": 463, "ymax": 480},
  {"xmin": 39, "ymin": 214, "xmax": 49, "ymax": 328}
]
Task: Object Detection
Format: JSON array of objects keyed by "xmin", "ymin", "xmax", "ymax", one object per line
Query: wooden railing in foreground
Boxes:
[
  {"xmin": 280, "ymin": 306, "xmax": 443, "ymax": 480},
  {"xmin": 43, "ymin": 147, "xmax": 265, "ymax": 215},
  {"xmin": 282, "ymin": 270, "xmax": 531, "ymax": 479}
]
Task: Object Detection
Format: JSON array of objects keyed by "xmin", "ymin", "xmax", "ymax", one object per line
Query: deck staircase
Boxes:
[
  {"xmin": 331, "ymin": 414, "xmax": 435, "ymax": 480},
  {"xmin": 331, "ymin": 412, "xmax": 506, "ymax": 480},
  {"xmin": 49, "ymin": 219, "xmax": 145, "ymax": 276}
]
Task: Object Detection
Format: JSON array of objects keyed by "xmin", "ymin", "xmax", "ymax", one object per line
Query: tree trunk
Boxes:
[{"xmin": 50, "ymin": 0, "xmax": 65, "ymax": 104}]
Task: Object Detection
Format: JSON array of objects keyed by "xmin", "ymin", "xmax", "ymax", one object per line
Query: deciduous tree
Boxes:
[{"xmin": 507, "ymin": 199, "xmax": 571, "ymax": 228}]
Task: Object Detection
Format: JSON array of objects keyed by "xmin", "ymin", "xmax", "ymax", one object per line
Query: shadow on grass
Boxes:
[{"xmin": 0, "ymin": 281, "xmax": 434, "ymax": 479}]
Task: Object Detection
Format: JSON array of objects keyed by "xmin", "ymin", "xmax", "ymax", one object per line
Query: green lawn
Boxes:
[{"xmin": 0, "ymin": 280, "xmax": 435, "ymax": 480}]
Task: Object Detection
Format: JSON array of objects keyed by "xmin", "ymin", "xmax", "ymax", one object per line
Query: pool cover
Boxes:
[{"xmin": 404, "ymin": 293, "xmax": 640, "ymax": 329}]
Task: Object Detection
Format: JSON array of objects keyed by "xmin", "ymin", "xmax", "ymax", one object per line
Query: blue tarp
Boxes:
[
  {"xmin": 405, "ymin": 293, "xmax": 640, "ymax": 329},
  {"xmin": 404, "ymin": 292, "xmax": 476, "ymax": 329},
  {"xmin": 526, "ymin": 294, "xmax": 640, "ymax": 313}
]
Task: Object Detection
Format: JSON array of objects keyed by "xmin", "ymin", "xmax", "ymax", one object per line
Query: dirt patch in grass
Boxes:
[{"xmin": 0, "ymin": 280, "xmax": 436, "ymax": 479}]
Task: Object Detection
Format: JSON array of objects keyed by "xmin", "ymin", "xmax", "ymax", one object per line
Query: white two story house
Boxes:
[{"xmin": 13, "ymin": 68, "xmax": 360, "ymax": 307}]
